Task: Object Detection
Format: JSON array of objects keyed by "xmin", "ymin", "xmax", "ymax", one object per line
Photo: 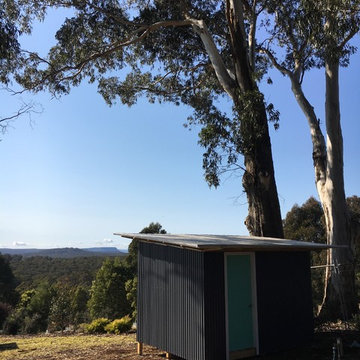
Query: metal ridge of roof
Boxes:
[{"xmin": 114, "ymin": 233, "xmax": 343, "ymax": 251}]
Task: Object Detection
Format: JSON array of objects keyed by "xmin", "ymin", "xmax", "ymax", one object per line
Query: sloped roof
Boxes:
[{"xmin": 115, "ymin": 233, "xmax": 339, "ymax": 252}]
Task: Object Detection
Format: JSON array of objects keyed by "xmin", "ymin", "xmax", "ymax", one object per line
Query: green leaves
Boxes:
[
  {"xmin": 14, "ymin": 1, "xmax": 284, "ymax": 193},
  {"xmin": 263, "ymin": 0, "xmax": 360, "ymax": 73},
  {"xmin": 88, "ymin": 258, "xmax": 131, "ymax": 320}
]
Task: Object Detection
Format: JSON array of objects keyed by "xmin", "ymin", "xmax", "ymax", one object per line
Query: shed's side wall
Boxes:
[
  {"xmin": 204, "ymin": 252, "xmax": 226, "ymax": 360},
  {"xmin": 255, "ymin": 251, "xmax": 313, "ymax": 354},
  {"xmin": 138, "ymin": 242, "xmax": 206, "ymax": 360}
]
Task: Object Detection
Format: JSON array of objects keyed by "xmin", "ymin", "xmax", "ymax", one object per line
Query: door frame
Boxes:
[{"xmin": 224, "ymin": 252, "xmax": 259, "ymax": 360}]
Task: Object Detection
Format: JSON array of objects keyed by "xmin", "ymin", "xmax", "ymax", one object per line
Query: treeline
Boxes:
[
  {"xmin": 1, "ymin": 258, "xmax": 133, "ymax": 334},
  {"xmin": 0, "ymin": 222, "xmax": 165, "ymax": 335},
  {"xmin": 1, "ymin": 205, "xmax": 360, "ymax": 334},
  {"xmin": 7, "ymin": 255, "xmax": 112, "ymax": 292}
]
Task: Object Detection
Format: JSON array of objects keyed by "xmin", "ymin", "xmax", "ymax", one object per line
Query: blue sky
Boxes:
[{"xmin": 0, "ymin": 10, "xmax": 359, "ymax": 250}]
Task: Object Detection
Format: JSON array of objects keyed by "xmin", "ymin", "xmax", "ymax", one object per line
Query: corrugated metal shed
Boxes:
[
  {"xmin": 117, "ymin": 233, "xmax": 337, "ymax": 251},
  {"xmin": 115, "ymin": 233, "xmax": 337, "ymax": 360}
]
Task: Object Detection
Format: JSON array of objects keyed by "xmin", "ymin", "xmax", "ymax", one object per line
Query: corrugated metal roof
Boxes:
[{"xmin": 115, "ymin": 233, "xmax": 340, "ymax": 251}]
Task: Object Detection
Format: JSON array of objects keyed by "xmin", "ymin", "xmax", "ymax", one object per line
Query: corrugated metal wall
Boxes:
[
  {"xmin": 138, "ymin": 242, "xmax": 208, "ymax": 360},
  {"xmin": 204, "ymin": 252, "xmax": 226, "ymax": 360},
  {"xmin": 138, "ymin": 243, "xmax": 314, "ymax": 358},
  {"xmin": 255, "ymin": 251, "xmax": 313, "ymax": 354}
]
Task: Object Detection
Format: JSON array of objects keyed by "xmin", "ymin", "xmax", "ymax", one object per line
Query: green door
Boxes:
[{"xmin": 227, "ymin": 254, "xmax": 255, "ymax": 353}]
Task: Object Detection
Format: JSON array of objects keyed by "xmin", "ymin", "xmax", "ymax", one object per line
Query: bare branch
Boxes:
[
  {"xmin": 259, "ymin": 47, "xmax": 291, "ymax": 77},
  {"xmin": 0, "ymin": 105, "xmax": 32, "ymax": 123},
  {"xmin": 0, "ymin": 98, "xmax": 42, "ymax": 136}
]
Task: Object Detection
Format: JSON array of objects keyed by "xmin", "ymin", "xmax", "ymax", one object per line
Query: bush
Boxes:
[
  {"xmin": 105, "ymin": 315, "xmax": 133, "ymax": 334},
  {"xmin": 76, "ymin": 323, "xmax": 88, "ymax": 334},
  {"xmin": 85, "ymin": 318, "xmax": 110, "ymax": 334},
  {"xmin": 24, "ymin": 314, "xmax": 43, "ymax": 334},
  {"xmin": 0, "ymin": 302, "xmax": 12, "ymax": 329},
  {"xmin": 2, "ymin": 313, "xmax": 22, "ymax": 335}
]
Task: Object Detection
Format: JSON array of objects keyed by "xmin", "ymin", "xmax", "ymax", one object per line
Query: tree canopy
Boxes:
[
  {"xmin": 0, "ymin": 0, "xmax": 44, "ymax": 133},
  {"xmin": 126, "ymin": 222, "xmax": 167, "ymax": 275},
  {"xmin": 19, "ymin": 1, "xmax": 245, "ymax": 183},
  {"xmin": 16, "ymin": 0, "xmax": 284, "ymax": 237},
  {"xmin": 88, "ymin": 258, "xmax": 131, "ymax": 320},
  {"xmin": 283, "ymin": 197, "xmax": 326, "ymax": 245}
]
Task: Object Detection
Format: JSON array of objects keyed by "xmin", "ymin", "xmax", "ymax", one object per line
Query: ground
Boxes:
[
  {"xmin": 1, "ymin": 327, "xmax": 360, "ymax": 359},
  {"xmin": 0, "ymin": 333, "xmax": 163, "ymax": 360}
]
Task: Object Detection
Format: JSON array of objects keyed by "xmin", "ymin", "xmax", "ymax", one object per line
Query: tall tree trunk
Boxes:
[
  {"xmin": 263, "ymin": 4, "xmax": 358, "ymax": 319},
  {"xmin": 242, "ymin": 105, "xmax": 284, "ymax": 238},
  {"xmin": 287, "ymin": 64, "xmax": 357, "ymax": 319},
  {"xmin": 318, "ymin": 61, "xmax": 357, "ymax": 319},
  {"xmin": 192, "ymin": 2, "xmax": 283, "ymax": 238},
  {"xmin": 226, "ymin": 0, "xmax": 283, "ymax": 238}
]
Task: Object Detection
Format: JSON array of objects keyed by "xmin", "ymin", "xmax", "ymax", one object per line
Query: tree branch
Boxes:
[
  {"xmin": 0, "ymin": 98, "xmax": 42, "ymax": 135},
  {"xmin": 259, "ymin": 47, "xmax": 291, "ymax": 77},
  {"xmin": 22, "ymin": 19, "xmax": 196, "ymax": 92},
  {"xmin": 186, "ymin": 16, "xmax": 237, "ymax": 99},
  {"xmin": 339, "ymin": 26, "xmax": 359, "ymax": 50},
  {"xmin": 248, "ymin": 0, "xmax": 258, "ymax": 71}
]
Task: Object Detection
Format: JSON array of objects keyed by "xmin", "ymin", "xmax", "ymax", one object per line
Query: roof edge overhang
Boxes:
[{"xmin": 114, "ymin": 233, "xmax": 345, "ymax": 252}]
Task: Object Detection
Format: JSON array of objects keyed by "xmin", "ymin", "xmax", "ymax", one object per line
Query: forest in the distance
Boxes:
[
  {"xmin": 6, "ymin": 253, "xmax": 120, "ymax": 291},
  {"xmin": 0, "ymin": 222, "xmax": 164, "ymax": 335},
  {"xmin": 1, "ymin": 200, "xmax": 360, "ymax": 336}
]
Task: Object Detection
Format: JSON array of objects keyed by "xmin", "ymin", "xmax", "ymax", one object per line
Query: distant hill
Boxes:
[{"xmin": 0, "ymin": 247, "xmax": 126, "ymax": 258}]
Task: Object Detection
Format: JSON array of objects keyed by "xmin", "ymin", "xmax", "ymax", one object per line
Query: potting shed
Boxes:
[{"xmin": 116, "ymin": 233, "xmax": 334, "ymax": 360}]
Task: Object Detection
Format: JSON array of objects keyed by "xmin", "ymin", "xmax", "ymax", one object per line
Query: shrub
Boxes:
[
  {"xmin": 76, "ymin": 323, "xmax": 88, "ymax": 334},
  {"xmin": 105, "ymin": 315, "xmax": 133, "ymax": 334},
  {"xmin": 2, "ymin": 313, "xmax": 22, "ymax": 335},
  {"xmin": 125, "ymin": 277, "xmax": 137, "ymax": 320},
  {"xmin": 0, "ymin": 302, "xmax": 12, "ymax": 329},
  {"xmin": 85, "ymin": 318, "xmax": 110, "ymax": 334},
  {"xmin": 24, "ymin": 314, "xmax": 43, "ymax": 334}
]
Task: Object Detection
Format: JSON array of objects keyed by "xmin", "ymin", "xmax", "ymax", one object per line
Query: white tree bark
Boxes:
[
  {"xmin": 188, "ymin": 18, "xmax": 237, "ymax": 100},
  {"xmin": 287, "ymin": 62, "xmax": 355, "ymax": 317},
  {"xmin": 319, "ymin": 61, "xmax": 356, "ymax": 318}
]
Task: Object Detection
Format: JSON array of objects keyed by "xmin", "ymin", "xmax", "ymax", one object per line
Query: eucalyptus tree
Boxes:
[
  {"xmin": 0, "ymin": 0, "xmax": 42, "ymax": 134},
  {"xmin": 260, "ymin": 0, "xmax": 360, "ymax": 318},
  {"xmin": 18, "ymin": 0, "xmax": 283, "ymax": 238}
]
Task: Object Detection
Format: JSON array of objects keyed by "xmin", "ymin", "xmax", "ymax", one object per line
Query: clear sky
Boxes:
[{"xmin": 0, "ymin": 10, "xmax": 359, "ymax": 250}]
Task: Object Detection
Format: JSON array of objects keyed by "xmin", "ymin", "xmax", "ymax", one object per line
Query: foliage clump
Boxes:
[
  {"xmin": 85, "ymin": 318, "xmax": 111, "ymax": 334},
  {"xmin": 105, "ymin": 315, "xmax": 133, "ymax": 334},
  {"xmin": 88, "ymin": 258, "xmax": 131, "ymax": 320}
]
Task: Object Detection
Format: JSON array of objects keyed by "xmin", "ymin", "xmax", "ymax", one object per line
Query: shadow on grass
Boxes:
[{"xmin": 0, "ymin": 343, "xmax": 18, "ymax": 351}]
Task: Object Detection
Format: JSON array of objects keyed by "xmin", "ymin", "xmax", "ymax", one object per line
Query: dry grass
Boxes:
[
  {"xmin": 0, "ymin": 333, "xmax": 165, "ymax": 360},
  {"xmin": 1, "ymin": 329, "xmax": 360, "ymax": 360}
]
